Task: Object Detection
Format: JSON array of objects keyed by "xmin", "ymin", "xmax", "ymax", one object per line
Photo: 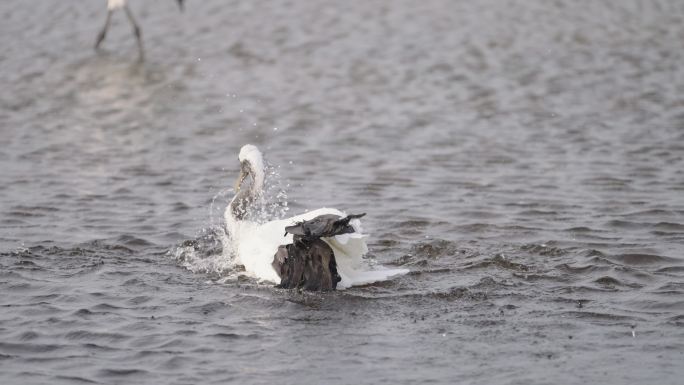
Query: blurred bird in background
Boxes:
[{"xmin": 95, "ymin": 0, "xmax": 184, "ymax": 60}]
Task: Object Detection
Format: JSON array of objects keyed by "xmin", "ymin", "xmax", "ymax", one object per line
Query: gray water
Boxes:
[{"xmin": 2, "ymin": 0, "xmax": 684, "ymax": 384}]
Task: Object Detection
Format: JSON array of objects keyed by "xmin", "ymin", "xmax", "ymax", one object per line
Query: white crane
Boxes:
[
  {"xmin": 225, "ymin": 145, "xmax": 409, "ymax": 288},
  {"xmin": 95, "ymin": 0, "xmax": 184, "ymax": 60}
]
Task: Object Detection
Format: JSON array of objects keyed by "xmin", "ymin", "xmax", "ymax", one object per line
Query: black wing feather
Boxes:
[{"xmin": 285, "ymin": 213, "xmax": 366, "ymax": 238}]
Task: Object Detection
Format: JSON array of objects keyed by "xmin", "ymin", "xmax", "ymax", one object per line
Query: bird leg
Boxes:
[
  {"xmin": 123, "ymin": 5, "xmax": 144, "ymax": 61},
  {"xmin": 94, "ymin": 10, "xmax": 112, "ymax": 50}
]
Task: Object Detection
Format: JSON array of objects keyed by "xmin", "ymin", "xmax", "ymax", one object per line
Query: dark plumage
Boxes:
[
  {"xmin": 272, "ymin": 239, "xmax": 341, "ymax": 291},
  {"xmin": 272, "ymin": 213, "xmax": 365, "ymax": 291},
  {"xmin": 284, "ymin": 213, "xmax": 366, "ymax": 239}
]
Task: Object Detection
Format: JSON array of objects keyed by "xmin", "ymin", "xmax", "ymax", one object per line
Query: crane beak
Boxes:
[
  {"xmin": 177, "ymin": 0, "xmax": 184, "ymax": 12},
  {"xmin": 234, "ymin": 161, "xmax": 250, "ymax": 192}
]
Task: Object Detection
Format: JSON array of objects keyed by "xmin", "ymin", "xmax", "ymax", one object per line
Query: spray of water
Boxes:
[{"xmin": 173, "ymin": 158, "xmax": 289, "ymax": 280}]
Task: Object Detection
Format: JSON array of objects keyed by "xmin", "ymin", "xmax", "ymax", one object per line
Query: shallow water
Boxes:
[{"xmin": 1, "ymin": 0, "xmax": 684, "ymax": 384}]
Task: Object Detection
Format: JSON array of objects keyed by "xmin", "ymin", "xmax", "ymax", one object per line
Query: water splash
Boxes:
[
  {"xmin": 173, "ymin": 226, "xmax": 233, "ymax": 279},
  {"xmin": 249, "ymin": 160, "xmax": 290, "ymax": 224},
  {"xmin": 173, "ymin": 159, "xmax": 290, "ymax": 279}
]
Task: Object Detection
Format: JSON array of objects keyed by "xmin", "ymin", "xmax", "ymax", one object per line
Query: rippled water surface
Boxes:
[{"xmin": 2, "ymin": 0, "xmax": 684, "ymax": 384}]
